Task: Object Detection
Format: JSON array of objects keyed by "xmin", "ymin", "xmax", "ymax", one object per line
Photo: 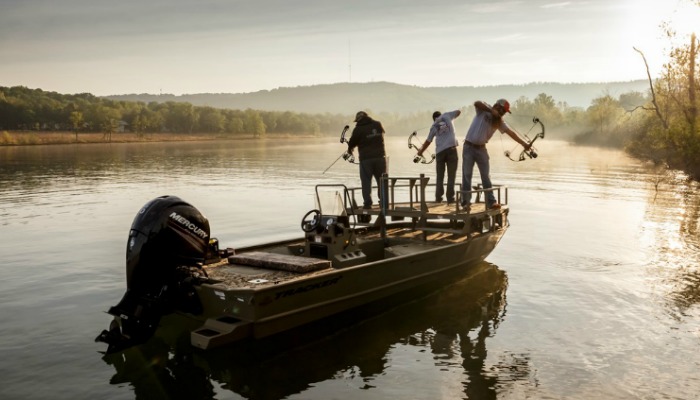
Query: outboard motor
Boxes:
[{"xmin": 96, "ymin": 195, "xmax": 211, "ymax": 353}]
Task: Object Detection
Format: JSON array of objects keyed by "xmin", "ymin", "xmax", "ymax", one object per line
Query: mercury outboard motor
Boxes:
[{"xmin": 96, "ymin": 195, "xmax": 211, "ymax": 353}]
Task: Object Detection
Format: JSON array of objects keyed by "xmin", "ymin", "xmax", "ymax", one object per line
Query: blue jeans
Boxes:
[
  {"xmin": 435, "ymin": 147, "xmax": 458, "ymax": 202},
  {"xmin": 359, "ymin": 157, "xmax": 386, "ymax": 207},
  {"xmin": 461, "ymin": 145, "xmax": 496, "ymax": 206}
]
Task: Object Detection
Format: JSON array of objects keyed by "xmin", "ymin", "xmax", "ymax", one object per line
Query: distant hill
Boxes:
[{"xmin": 105, "ymin": 80, "xmax": 650, "ymax": 114}]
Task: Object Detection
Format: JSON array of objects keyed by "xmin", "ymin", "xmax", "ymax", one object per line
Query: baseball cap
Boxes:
[
  {"xmin": 495, "ymin": 99, "xmax": 511, "ymax": 114},
  {"xmin": 432, "ymin": 111, "xmax": 441, "ymax": 120},
  {"xmin": 354, "ymin": 111, "xmax": 368, "ymax": 122}
]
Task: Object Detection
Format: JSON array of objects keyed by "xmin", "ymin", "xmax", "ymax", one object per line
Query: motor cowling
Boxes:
[
  {"xmin": 126, "ymin": 195, "xmax": 210, "ymax": 293},
  {"xmin": 96, "ymin": 196, "xmax": 211, "ymax": 353}
]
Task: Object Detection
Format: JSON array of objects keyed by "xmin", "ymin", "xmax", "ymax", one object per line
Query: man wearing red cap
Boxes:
[{"xmin": 461, "ymin": 99, "xmax": 531, "ymax": 210}]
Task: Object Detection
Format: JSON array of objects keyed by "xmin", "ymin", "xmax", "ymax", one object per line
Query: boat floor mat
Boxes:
[{"xmin": 228, "ymin": 251, "xmax": 332, "ymax": 273}]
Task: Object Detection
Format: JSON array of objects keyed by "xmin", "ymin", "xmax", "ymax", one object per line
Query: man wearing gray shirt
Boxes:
[
  {"xmin": 462, "ymin": 99, "xmax": 531, "ymax": 210},
  {"xmin": 417, "ymin": 109, "xmax": 461, "ymax": 204}
]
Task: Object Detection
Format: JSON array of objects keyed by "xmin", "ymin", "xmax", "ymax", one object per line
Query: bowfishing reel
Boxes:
[
  {"xmin": 505, "ymin": 147, "xmax": 538, "ymax": 162},
  {"xmin": 413, "ymin": 153, "xmax": 436, "ymax": 164},
  {"xmin": 342, "ymin": 152, "xmax": 356, "ymax": 163}
]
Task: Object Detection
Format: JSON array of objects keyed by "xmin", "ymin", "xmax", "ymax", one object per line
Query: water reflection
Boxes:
[
  {"xmin": 643, "ymin": 177, "xmax": 700, "ymax": 319},
  {"xmin": 101, "ymin": 263, "xmax": 522, "ymax": 399},
  {"xmin": 679, "ymin": 182, "xmax": 700, "ymax": 244},
  {"xmin": 4, "ymin": 139, "xmax": 699, "ymax": 399},
  {"xmin": 673, "ymin": 183, "xmax": 700, "ymax": 314}
]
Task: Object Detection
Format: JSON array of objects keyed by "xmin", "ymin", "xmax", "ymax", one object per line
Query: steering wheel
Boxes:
[{"xmin": 301, "ymin": 209, "xmax": 321, "ymax": 232}]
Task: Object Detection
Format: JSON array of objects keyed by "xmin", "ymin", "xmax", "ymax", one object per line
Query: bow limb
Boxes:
[
  {"xmin": 529, "ymin": 117, "xmax": 545, "ymax": 144},
  {"xmin": 340, "ymin": 125, "xmax": 350, "ymax": 143},
  {"xmin": 339, "ymin": 125, "xmax": 358, "ymax": 164}
]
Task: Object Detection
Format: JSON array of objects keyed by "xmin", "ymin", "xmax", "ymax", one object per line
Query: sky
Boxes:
[{"xmin": 1, "ymin": 0, "xmax": 698, "ymax": 96}]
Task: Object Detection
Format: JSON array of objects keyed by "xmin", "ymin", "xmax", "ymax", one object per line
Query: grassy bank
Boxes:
[{"xmin": 0, "ymin": 131, "xmax": 298, "ymax": 146}]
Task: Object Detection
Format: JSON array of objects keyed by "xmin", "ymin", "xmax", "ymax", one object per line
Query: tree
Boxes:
[
  {"xmin": 629, "ymin": 2, "xmax": 700, "ymax": 180},
  {"xmin": 587, "ymin": 95, "xmax": 622, "ymax": 137},
  {"xmin": 69, "ymin": 111, "xmax": 83, "ymax": 142},
  {"xmin": 164, "ymin": 102, "xmax": 197, "ymax": 133},
  {"xmin": 100, "ymin": 108, "xmax": 121, "ymax": 142},
  {"xmin": 197, "ymin": 107, "xmax": 225, "ymax": 133},
  {"xmin": 618, "ymin": 91, "xmax": 649, "ymax": 110},
  {"xmin": 533, "ymin": 93, "xmax": 563, "ymax": 128},
  {"xmin": 244, "ymin": 109, "xmax": 266, "ymax": 138}
]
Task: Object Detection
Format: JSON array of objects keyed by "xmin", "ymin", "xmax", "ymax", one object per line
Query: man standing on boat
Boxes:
[
  {"xmin": 462, "ymin": 99, "xmax": 531, "ymax": 210},
  {"xmin": 416, "ymin": 109, "xmax": 461, "ymax": 204},
  {"xmin": 347, "ymin": 111, "xmax": 387, "ymax": 209}
]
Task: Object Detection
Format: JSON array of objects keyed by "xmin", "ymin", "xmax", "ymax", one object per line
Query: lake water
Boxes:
[{"xmin": 0, "ymin": 136, "xmax": 698, "ymax": 400}]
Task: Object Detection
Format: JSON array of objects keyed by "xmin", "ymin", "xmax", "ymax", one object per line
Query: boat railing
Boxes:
[
  {"xmin": 345, "ymin": 174, "xmax": 508, "ymax": 212},
  {"xmin": 461, "ymin": 184, "xmax": 509, "ymax": 207},
  {"xmin": 345, "ymin": 174, "xmax": 508, "ymax": 236}
]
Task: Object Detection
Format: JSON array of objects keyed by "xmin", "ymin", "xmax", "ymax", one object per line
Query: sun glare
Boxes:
[
  {"xmin": 666, "ymin": 1, "xmax": 700, "ymax": 39},
  {"xmin": 645, "ymin": 0, "xmax": 700, "ymax": 36},
  {"xmin": 620, "ymin": 1, "xmax": 700, "ymax": 78}
]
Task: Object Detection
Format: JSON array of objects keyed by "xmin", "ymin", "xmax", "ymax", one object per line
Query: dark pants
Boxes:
[
  {"xmin": 359, "ymin": 157, "xmax": 386, "ymax": 207},
  {"xmin": 435, "ymin": 147, "xmax": 458, "ymax": 202},
  {"xmin": 461, "ymin": 145, "xmax": 496, "ymax": 207}
]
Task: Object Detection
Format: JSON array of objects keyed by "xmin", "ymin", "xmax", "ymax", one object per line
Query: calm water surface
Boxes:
[{"xmin": 0, "ymin": 137, "xmax": 698, "ymax": 400}]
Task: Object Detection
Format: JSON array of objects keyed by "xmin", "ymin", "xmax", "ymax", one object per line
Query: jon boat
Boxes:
[{"xmin": 95, "ymin": 174, "xmax": 510, "ymax": 353}]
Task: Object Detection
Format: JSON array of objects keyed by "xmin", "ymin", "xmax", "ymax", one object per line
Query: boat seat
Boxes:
[{"xmin": 228, "ymin": 251, "xmax": 331, "ymax": 273}]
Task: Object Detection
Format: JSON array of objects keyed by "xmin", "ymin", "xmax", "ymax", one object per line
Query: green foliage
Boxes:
[
  {"xmin": 198, "ymin": 106, "xmax": 225, "ymax": 133},
  {"xmin": 0, "ymin": 131, "xmax": 15, "ymax": 145},
  {"xmin": 626, "ymin": 31, "xmax": 700, "ymax": 181},
  {"xmin": 0, "ymin": 86, "xmax": 351, "ymax": 137},
  {"xmin": 69, "ymin": 110, "xmax": 84, "ymax": 141},
  {"xmin": 510, "ymin": 93, "xmax": 589, "ymax": 141},
  {"xmin": 0, "ymin": 83, "xmax": 679, "ymax": 161}
]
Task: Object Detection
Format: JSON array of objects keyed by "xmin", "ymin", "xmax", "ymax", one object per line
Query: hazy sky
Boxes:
[{"xmin": 1, "ymin": 0, "xmax": 697, "ymax": 96}]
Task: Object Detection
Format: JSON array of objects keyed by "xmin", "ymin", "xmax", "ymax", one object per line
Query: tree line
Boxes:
[
  {"xmin": 0, "ymin": 84, "xmax": 651, "ymax": 142},
  {"xmin": 0, "ymin": 86, "xmax": 351, "ymax": 138},
  {"xmin": 625, "ymin": 30, "xmax": 700, "ymax": 181}
]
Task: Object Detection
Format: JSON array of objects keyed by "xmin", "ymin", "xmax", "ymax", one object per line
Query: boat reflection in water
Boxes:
[{"xmin": 101, "ymin": 262, "xmax": 513, "ymax": 399}]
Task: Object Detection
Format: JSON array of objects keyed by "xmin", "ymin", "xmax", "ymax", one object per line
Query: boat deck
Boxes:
[
  {"xmin": 203, "ymin": 227, "xmax": 443, "ymax": 288},
  {"xmin": 352, "ymin": 200, "xmax": 489, "ymax": 220},
  {"xmin": 203, "ymin": 175, "xmax": 509, "ymax": 291}
]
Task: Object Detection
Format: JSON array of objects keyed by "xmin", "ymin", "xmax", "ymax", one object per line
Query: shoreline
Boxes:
[{"xmin": 0, "ymin": 131, "xmax": 318, "ymax": 146}]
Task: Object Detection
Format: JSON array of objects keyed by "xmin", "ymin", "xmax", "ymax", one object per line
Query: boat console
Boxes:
[{"xmin": 300, "ymin": 187, "xmax": 368, "ymax": 269}]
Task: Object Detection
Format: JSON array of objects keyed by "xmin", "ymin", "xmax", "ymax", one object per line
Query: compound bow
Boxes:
[
  {"xmin": 408, "ymin": 131, "xmax": 435, "ymax": 164},
  {"xmin": 322, "ymin": 125, "xmax": 358, "ymax": 174},
  {"xmin": 504, "ymin": 117, "xmax": 545, "ymax": 162}
]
